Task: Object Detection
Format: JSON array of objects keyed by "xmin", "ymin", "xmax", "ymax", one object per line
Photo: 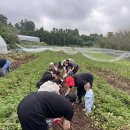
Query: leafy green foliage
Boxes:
[
  {"xmin": 72, "ymin": 53, "xmax": 130, "ymax": 130},
  {"xmin": 15, "ymin": 19, "xmax": 35, "ymax": 32},
  {"xmin": 22, "ymin": 28, "xmax": 102, "ymax": 46},
  {"xmin": 97, "ymin": 31, "xmax": 130, "ymax": 51},
  {"xmin": 0, "ymin": 22, "xmax": 20, "ymax": 49},
  {"xmin": 15, "ymin": 18, "xmax": 103, "ymax": 47},
  {"xmin": 0, "ymin": 51, "xmax": 130, "ymax": 130},
  {"xmin": 0, "ymin": 14, "xmax": 7, "ymax": 25}
]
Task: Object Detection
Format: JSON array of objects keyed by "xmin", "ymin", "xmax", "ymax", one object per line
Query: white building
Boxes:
[
  {"xmin": 18, "ymin": 35, "xmax": 40, "ymax": 42},
  {"xmin": 0, "ymin": 36, "xmax": 8, "ymax": 54}
]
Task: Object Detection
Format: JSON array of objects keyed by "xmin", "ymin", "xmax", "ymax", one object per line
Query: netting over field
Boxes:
[{"xmin": 16, "ymin": 44, "xmax": 130, "ymax": 62}]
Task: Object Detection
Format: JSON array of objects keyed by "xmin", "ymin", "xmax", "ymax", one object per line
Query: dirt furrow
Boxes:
[{"xmin": 86, "ymin": 66, "xmax": 130, "ymax": 95}]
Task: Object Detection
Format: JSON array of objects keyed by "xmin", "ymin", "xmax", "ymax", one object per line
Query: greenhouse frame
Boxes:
[{"xmin": 0, "ymin": 36, "xmax": 8, "ymax": 54}]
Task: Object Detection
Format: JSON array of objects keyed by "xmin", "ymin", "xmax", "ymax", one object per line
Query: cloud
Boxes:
[{"xmin": 0, "ymin": 0, "xmax": 130, "ymax": 35}]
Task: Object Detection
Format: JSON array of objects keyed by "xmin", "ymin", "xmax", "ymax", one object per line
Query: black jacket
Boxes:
[
  {"xmin": 36, "ymin": 73, "xmax": 54, "ymax": 88},
  {"xmin": 0, "ymin": 59, "xmax": 6, "ymax": 68},
  {"xmin": 73, "ymin": 73, "xmax": 93, "ymax": 87}
]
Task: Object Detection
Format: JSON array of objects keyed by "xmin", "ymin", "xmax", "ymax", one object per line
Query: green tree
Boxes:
[
  {"xmin": 0, "ymin": 22, "xmax": 20, "ymax": 49},
  {"xmin": 0, "ymin": 14, "xmax": 7, "ymax": 25},
  {"xmin": 107, "ymin": 32, "xmax": 114, "ymax": 37},
  {"xmin": 15, "ymin": 19, "xmax": 35, "ymax": 32},
  {"xmin": 8, "ymin": 22, "xmax": 13, "ymax": 27}
]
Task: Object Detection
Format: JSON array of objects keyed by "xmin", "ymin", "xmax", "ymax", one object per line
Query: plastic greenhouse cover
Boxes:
[
  {"xmin": 0, "ymin": 36, "xmax": 7, "ymax": 46},
  {"xmin": 18, "ymin": 35, "xmax": 40, "ymax": 42}
]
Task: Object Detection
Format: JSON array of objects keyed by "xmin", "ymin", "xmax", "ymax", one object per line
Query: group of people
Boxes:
[{"xmin": 17, "ymin": 58, "xmax": 94, "ymax": 130}]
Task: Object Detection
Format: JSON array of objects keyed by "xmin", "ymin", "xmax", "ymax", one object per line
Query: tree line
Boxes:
[
  {"xmin": 97, "ymin": 32, "xmax": 130, "ymax": 50},
  {"xmin": 0, "ymin": 14, "xmax": 130, "ymax": 50},
  {"xmin": 15, "ymin": 19, "xmax": 103, "ymax": 46}
]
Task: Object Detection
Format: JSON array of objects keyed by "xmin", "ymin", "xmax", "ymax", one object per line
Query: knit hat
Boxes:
[{"xmin": 65, "ymin": 76, "xmax": 75, "ymax": 87}]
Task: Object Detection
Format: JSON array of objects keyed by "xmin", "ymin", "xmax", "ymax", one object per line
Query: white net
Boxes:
[
  {"xmin": 16, "ymin": 44, "xmax": 130, "ymax": 62},
  {"xmin": 81, "ymin": 51, "xmax": 129, "ymax": 62}
]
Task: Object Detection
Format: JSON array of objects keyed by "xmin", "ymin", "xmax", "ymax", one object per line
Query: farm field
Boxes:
[{"xmin": 0, "ymin": 50, "xmax": 130, "ymax": 130}]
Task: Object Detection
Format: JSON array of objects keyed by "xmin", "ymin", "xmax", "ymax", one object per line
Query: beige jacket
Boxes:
[{"xmin": 38, "ymin": 81, "xmax": 60, "ymax": 94}]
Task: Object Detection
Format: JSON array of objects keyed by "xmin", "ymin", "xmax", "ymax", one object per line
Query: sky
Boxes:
[{"xmin": 0, "ymin": 0, "xmax": 130, "ymax": 35}]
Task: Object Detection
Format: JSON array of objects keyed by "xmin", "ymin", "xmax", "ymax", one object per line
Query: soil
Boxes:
[
  {"xmin": 11, "ymin": 55, "xmax": 35, "ymax": 70},
  {"xmin": 52, "ymin": 84, "xmax": 98, "ymax": 130},
  {"xmin": 86, "ymin": 66, "xmax": 130, "ymax": 95},
  {"xmin": 0, "ymin": 53, "xmax": 36, "ymax": 77},
  {"xmin": 52, "ymin": 104, "xmax": 97, "ymax": 130},
  {"xmin": 0, "ymin": 53, "xmax": 98, "ymax": 130}
]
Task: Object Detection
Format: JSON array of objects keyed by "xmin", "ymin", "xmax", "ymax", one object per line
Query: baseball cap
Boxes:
[{"xmin": 65, "ymin": 76, "xmax": 75, "ymax": 87}]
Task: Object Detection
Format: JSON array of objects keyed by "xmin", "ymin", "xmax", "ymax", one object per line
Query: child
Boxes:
[
  {"xmin": 65, "ymin": 76, "xmax": 75, "ymax": 95},
  {"xmin": 49, "ymin": 62, "xmax": 58, "ymax": 71},
  {"xmin": 84, "ymin": 82, "xmax": 94, "ymax": 113}
]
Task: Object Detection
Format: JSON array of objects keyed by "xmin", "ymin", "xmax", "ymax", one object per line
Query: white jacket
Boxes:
[
  {"xmin": 38, "ymin": 81, "xmax": 60, "ymax": 94},
  {"xmin": 84, "ymin": 89, "xmax": 94, "ymax": 113}
]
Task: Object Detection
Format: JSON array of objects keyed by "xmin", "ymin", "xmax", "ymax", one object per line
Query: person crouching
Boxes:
[
  {"xmin": 17, "ymin": 91, "xmax": 76, "ymax": 130},
  {"xmin": 0, "ymin": 59, "xmax": 11, "ymax": 76}
]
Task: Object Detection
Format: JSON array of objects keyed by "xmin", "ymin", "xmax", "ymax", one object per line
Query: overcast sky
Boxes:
[{"xmin": 0, "ymin": 0, "xmax": 130, "ymax": 35}]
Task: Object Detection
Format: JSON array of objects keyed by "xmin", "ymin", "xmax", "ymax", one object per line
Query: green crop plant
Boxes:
[{"xmin": 0, "ymin": 50, "xmax": 130, "ymax": 130}]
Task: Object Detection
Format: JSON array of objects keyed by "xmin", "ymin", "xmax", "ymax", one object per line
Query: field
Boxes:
[{"xmin": 0, "ymin": 50, "xmax": 130, "ymax": 130}]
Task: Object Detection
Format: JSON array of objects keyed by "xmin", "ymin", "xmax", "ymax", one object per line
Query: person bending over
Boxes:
[
  {"xmin": 65, "ymin": 73, "xmax": 94, "ymax": 103},
  {"xmin": 17, "ymin": 91, "xmax": 76, "ymax": 130},
  {"xmin": 36, "ymin": 70, "xmax": 60, "ymax": 88},
  {"xmin": 63, "ymin": 60, "xmax": 79, "ymax": 77},
  {"xmin": 0, "ymin": 59, "xmax": 11, "ymax": 76},
  {"xmin": 38, "ymin": 78, "xmax": 63, "ymax": 94}
]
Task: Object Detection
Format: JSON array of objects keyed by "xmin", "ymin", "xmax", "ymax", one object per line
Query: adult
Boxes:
[
  {"xmin": 60, "ymin": 58, "xmax": 75, "ymax": 67},
  {"xmin": 38, "ymin": 78, "xmax": 63, "ymax": 94},
  {"xmin": 58, "ymin": 58, "xmax": 75, "ymax": 70},
  {"xmin": 36, "ymin": 70, "xmax": 60, "ymax": 88},
  {"xmin": 17, "ymin": 91, "xmax": 76, "ymax": 130},
  {"xmin": 63, "ymin": 60, "xmax": 79, "ymax": 77},
  {"xmin": 0, "ymin": 59, "xmax": 11, "ymax": 76},
  {"xmin": 42, "ymin": 69, "xmax": 53, "ymax": 77},
  {"xmin": 65, "ymin": 73, "xmax": 94, "ymax": 103}
]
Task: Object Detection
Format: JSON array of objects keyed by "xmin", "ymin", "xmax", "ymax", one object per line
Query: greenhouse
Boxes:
[
  {"xmin": 18, "ymin": 35, "xmax": 40, "ymax": 42},
  {"xmin": 0, "ymin": 36, "xmax": 8, "ymax": 54}
]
